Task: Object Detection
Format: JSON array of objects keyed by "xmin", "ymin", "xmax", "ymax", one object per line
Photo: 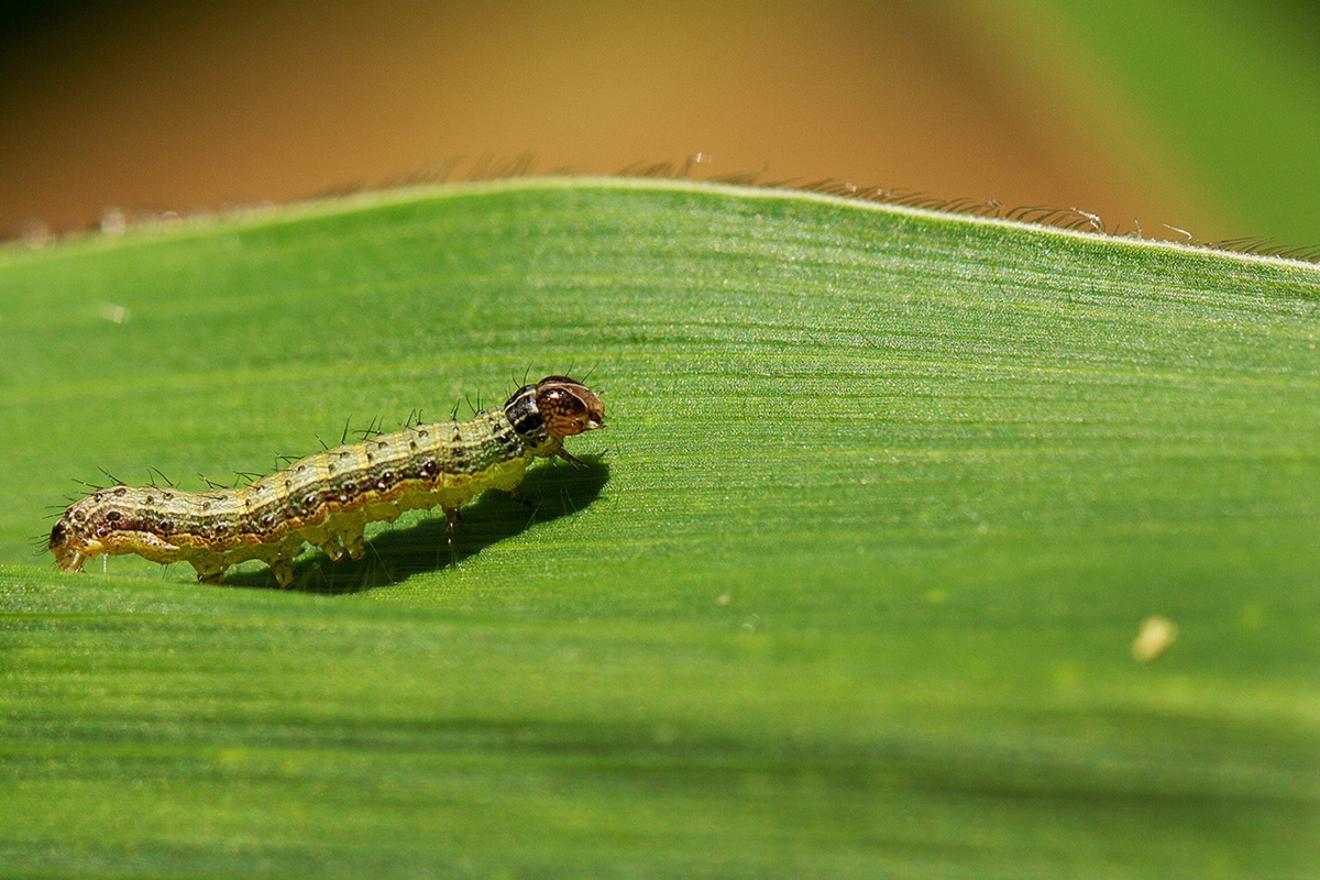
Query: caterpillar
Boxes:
[{"xmin": 49, "ymin": 376, "xmax": 605, "ymax": 588}]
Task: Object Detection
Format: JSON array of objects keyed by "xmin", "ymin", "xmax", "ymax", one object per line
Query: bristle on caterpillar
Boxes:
[{"xmin": 49, "ymin": 376, "xmax": 605, "ymax": 588}]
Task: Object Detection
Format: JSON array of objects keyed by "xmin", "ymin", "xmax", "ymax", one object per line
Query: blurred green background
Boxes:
[{"xmin": 2, "ymin": 0, "xmax": 1318, "ymax": 247}]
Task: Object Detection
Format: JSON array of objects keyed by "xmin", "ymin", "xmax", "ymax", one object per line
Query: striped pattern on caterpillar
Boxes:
[{"xmin": 49, "ymin": 376, "xmax": 605, "ymax": 588}]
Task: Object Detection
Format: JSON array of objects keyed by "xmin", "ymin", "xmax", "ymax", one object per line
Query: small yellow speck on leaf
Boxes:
[{"xmin": 1132, "ymin": 616, "xmax": 1178, "ymax": 662}]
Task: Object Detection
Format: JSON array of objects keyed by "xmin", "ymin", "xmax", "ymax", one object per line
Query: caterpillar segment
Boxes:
[{"xmin": 49, "ymin": 376, "xmax": 604, "ymax": 588}]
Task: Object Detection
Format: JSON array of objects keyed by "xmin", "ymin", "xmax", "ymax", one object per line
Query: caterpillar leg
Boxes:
[
  {"xmin": 555, "ymin": 447, "xmax": 587, "ymax": 468},
  {"xmin": 60, "ymin": 550, "xmax": 89, "ymax": 573},
  {"xmin": 189, "ymin": 559, "xmax": 226, "ymax": 586},
  {"xmin": 269, "ymin": 556, "xmax": 295, "ymax": 589},
  {"xmin": 317, "ymin": 537, "xmax": 345, "ymax": 562},
  {"xmin": 505, "ymin": 484, "xmax": 534, "ymax": 509},
  {"xmin": 341, "ymin": 521, "xmax": 366, "ymax": 561},
  {"xmin": 444, "ymin": 507, "xmax": 461, "ymax": 564}
]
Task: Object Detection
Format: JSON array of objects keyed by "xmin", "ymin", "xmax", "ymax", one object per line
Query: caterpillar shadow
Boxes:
[{"xmin": 223, "ymin": 457, "xmax": 609, "ymax": 595}]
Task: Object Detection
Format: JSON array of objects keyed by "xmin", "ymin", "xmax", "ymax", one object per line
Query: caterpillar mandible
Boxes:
[{"xmin": 49, "ymin": 376, "xmax": 605, "ymax": 588}]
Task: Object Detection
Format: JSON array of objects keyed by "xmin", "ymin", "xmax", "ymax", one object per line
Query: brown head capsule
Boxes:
[
  {"xmin": 49, "ymin": 507, "xmax": 95, "ymax": 572},
  {"xmin": 533, "ymin": 375, "xmax": 605, "ymax": 438}
]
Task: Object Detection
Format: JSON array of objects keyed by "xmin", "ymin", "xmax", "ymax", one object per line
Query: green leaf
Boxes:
[{"xmin": 2, "ymin": 179, "xmax": 1318, "ymax": 878}]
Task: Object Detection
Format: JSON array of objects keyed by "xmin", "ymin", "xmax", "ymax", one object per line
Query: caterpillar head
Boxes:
[
  {"xmin": 534, "ymin": 376, "xmax": 605, "ymax": 438},
  {"xmin": 49, "ymin": 502, "xmax": 98, "ymax": 572}
]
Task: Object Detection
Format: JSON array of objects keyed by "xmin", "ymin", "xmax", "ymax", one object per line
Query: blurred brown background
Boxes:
[{"xmin": 2, "ymin": 0, "xmax": 1317, "ymax": 245}]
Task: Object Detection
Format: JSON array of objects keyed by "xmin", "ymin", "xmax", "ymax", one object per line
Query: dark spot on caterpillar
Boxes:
[
  {"xmin": 284, "ymin": 480, "xmax": 292, "ymax": 490},
  {"xmin": 303, "ymin": 493, "xmax": 318, "ymax": 508},
  {"xmin": 158, "ymin": 519, "xmax": 174, "ymax": 532},
  {"xmin": 376, "ymin": 441, "xmax": 387, "ymax": 450},
  {"xmin": 49, "ymin": 521, "xmax": 67, "ymax": 549},
  {"xmin": 95, "ymin": 524, "xmax": 111, "ymax": 537},
  {"xmin": 343, "ymin": 480, "xmax": 357, "ymax": 493},
  {"xmin": 114, "ymin": 487, "xmax": 126, "ymax": 496},
  {"xmin": 409, "ymin": 441, "xmax": 418, "ymax": 451},
  {"xmin": 163, "ymin": 492, "xmax": 174, "ymax": 500},
  {"xmin": 418, "ymin": 429, "xmax": 428, "ymax": 438},
  {"xmin": 327, "ymin": 463, "xmax": 336, "ymax": 473},
  {"xmin": 201, "ymin": 501, "xmax": 211, "ymax": 511},
  {"xmin": 106, "ymin": 511, "xmax": 122, "ymax": 522},
  {"xmin": 262, "ymin": 514, "xmax": 276, "ymax": 528},
  {"xmin": 72, "ymin": 510, "xmax": 86, "ymax": 523},
  {"xmin": 145, "ymin": 495, "xmax": 155, "ymax": 504},
  {"xmin": 420, "ymin": 460, "xmax": 438, "ymax": 478},
  {"xmin": 366, "ymin": 453, "xmax": 374, "ymax": 462}
]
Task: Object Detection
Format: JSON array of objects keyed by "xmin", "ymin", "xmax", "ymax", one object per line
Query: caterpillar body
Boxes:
[{"xmin": 49, "ymin": 376, "xmax": 605, "ymax": 588}]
